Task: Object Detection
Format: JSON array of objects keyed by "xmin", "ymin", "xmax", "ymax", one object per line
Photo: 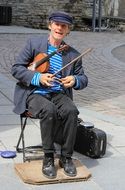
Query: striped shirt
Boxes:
[{"xmin": 31, "ymin": 44, "xmax": 63, "ymax": 95}]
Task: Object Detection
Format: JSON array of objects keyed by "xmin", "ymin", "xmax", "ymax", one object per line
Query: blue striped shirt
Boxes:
[{"xmin": 31, "ymin": 44, "xmax": 63, "ymax": 95}]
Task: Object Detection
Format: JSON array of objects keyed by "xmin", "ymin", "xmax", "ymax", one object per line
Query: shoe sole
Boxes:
[{"xmin": 42, "ymin": 172, "xmax": 57, "ymax": 179}]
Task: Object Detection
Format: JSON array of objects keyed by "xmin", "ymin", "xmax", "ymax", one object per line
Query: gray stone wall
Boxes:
[
  {"xmin": 0, "ymin": 0, "xmax": 125, "ymax": 30},
  {"xmin": 0, "ymin": 0, "xmax": 94, "ymax": 30},
  {"xmin": 104, "ymin": 0, "xmax": 125, "ymax": 17}
]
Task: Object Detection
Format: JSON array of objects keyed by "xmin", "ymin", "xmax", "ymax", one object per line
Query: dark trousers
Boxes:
[{"xmin": 26, "ymin": 92, "xmax": 79, "ymax": 157}]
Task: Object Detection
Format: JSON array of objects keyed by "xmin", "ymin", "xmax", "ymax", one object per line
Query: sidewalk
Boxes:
[{"xmin": 0, "ymin": 26, "xmax": 125, "ymax": 190}]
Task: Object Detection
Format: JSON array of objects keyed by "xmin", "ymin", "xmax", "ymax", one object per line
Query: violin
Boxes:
[{"xmin": 28, "ymin": 44, "xmax": 69, "ymax": 73}]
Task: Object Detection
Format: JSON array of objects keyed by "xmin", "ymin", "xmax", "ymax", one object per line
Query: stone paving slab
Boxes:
[
  {"xmin": 0, "ymin": 105, "xmax": 14, "ymax": 114},
  {"xmin": 31, "ymin": 181, "xmax": 102, "ymax": 190},
  {"xmin": 0, "ymin": 164, "xmax": 32, "ymax": 190},
  {"xmin": 111, "ymin": 44, "xmax": 125, "ymax": 63},
  {"xmin": 0, "ymin": 25, "xmax": 47, "ymax": 34},
  {"xmin": 89, "ymin": 157, "xmax": 125, "ymax": 190}
]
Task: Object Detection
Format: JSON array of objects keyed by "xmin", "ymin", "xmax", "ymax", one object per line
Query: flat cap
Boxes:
[{"xmin": 49, "ymin": 11, "xmax": 73, "ymax": 25}]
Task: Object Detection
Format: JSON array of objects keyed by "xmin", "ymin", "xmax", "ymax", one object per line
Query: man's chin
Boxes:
[{"xmin": 54, "ymin": 34, "xmax": 64, "ymax": 40}]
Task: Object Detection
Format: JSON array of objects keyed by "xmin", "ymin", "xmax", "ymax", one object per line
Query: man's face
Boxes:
[{"xmin": 49, "ymin": 21, "xmax": 70, "ymax": 41}]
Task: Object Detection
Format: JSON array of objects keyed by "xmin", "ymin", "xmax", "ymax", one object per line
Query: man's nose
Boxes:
[{"xmin": 58, "ymin": 24, "xmax": 63, "ymax": 29}]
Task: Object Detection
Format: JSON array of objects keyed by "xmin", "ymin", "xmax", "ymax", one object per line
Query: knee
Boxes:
[
  {"xmin": 39, "ymin": 103, "xmax": 57, "ymax": 119},
  {"xmin": 63, "ymin": 105, "xmax": 79, "ymax": 118}
]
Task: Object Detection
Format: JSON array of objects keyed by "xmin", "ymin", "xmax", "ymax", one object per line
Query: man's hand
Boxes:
[
  {"xmin": 39, "ymin": 73, "xmax": 54, "ymax": 87},
  {"xmin": 61, "ymin": 75, "xmax": 75, "ymax": 88}
]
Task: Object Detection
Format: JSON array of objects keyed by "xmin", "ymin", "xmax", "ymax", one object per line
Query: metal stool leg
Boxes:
[
  {"xmin": 16, "ymin": 114, "xmax": 43, "ymax": 162},
  {"xmin": 16, "ymin": 115, "xmax": 28, "ymax": 162}
]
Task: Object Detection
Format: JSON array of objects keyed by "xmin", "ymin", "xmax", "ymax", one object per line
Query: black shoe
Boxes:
[
  {"xmin": 42, "ymin": 157, "xmax": 57, "ymax": 179},
  {"xmin": 59, "ymin": 156, "xmax": 77, "ymax": 177}
]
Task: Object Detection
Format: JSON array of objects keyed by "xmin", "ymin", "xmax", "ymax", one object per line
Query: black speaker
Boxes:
[{"xmin": 74, "ymin": 121, "xmax": 107, "ymax": 158}]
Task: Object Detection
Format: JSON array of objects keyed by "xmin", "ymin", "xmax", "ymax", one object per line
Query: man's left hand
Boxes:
[{"xmin": 61, "ymin": 76, "xmax": 75, "ymax": 88}]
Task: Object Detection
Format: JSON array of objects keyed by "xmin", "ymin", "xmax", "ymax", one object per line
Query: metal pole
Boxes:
[
  {"xmin": 98, "ymin": 0, "xmax": 102, "ymax": 32},
  {"xmin": 92, "ymin": 0, "xmax": 96, "ymax": 32}
]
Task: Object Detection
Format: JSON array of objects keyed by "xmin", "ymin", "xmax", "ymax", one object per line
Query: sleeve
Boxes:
[
  {"xmin": 31, "ymin": 72, "xmax": 41, "ymax": 86},
  {"xmin": 73, "ymin": 56, "xmax": 88, "ymax": 90},
  {"xmin": 11, "ymin": 38, "xmax": 39, "ymax": 87},
  {"xmin": 73, "ymin": 75, "xmax": 80, "ymax": 89}
]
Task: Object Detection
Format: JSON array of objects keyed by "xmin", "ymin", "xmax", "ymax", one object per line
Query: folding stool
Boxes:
[{"xmin": 16, "ymin": 111, "xmax": 43, "ymax": 162}]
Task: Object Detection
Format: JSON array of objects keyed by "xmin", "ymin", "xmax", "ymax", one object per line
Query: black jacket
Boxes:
[{"xmin": 11, "ymin": 35, "xmax": 88, "ymax": 114}]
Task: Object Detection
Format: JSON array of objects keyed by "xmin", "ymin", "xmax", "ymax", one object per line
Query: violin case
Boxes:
[{"xmin": 74, "ymin": 120, "xmax": 107, "ymax": 158}]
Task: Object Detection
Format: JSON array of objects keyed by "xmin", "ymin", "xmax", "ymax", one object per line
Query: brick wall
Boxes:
[{"xmin": 0, "ymin": 0, "xmax": 125, "ymax": 30}]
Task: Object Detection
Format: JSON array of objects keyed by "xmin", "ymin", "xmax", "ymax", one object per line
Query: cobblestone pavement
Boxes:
[
  {"xmin": 0, "ymin": 26, "xmax": 125, "ymax": 190},
  {"xmin": 0, "ymin": 29, "xmax": 125, "ymax": 120}
]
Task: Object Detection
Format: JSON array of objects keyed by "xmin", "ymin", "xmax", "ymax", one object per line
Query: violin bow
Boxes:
[{"xmin": 53, "ymin": 47, "xmax": 93, "ymax": 77}]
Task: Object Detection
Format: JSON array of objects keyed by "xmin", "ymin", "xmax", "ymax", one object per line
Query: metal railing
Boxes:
[{"xmin": 92, "ymin": 0, "xmax": 102, "ymax": 32}]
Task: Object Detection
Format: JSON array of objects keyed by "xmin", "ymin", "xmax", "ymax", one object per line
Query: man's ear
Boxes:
[
  {"xmin": 48, "ymin": 23, "xmax": 52, "ymax": 30},
  {"xmin": 66, "ymin": 28, "xmax": 70, "ymax": 35}
]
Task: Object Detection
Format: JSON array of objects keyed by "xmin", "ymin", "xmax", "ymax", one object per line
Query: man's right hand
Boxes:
[{"xmin": 39, "ymin": 73, "xmax": 54, "ymax": 87}]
